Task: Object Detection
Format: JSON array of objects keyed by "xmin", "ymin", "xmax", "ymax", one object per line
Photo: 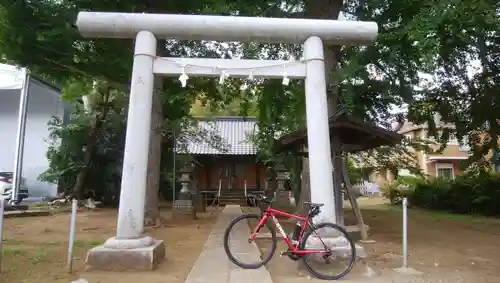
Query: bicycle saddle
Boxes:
[{"xmin": 304, "ymin": 202, "xmax": 324, "ymax": 208}]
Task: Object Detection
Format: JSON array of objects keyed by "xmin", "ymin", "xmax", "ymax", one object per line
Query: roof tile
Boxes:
[{"xmin": 177, "ymin": 116, "xmax": 258, "ymax": 156}]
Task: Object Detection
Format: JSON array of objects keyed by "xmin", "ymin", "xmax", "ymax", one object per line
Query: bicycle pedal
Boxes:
[{"xmin": 280, "ymin": 251, "xmax": 293, "ymax": 257}]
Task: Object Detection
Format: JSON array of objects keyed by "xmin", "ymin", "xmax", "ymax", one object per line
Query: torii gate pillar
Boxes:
[{"xmin": 77, "ymin": 12, "xmax": 378, "ymax": 271}]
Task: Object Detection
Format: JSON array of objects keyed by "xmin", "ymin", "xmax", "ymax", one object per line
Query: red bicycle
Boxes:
[{"xmin": 223, "ymin": 195, "xmax": 356, "ymax": 280}]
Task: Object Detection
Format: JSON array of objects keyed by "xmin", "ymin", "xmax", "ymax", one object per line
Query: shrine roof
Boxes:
[
  {"xmin": 276, "ymin": 110, "xmax": 404, "ymax": 153},
  {"xmin": 177, "ymin": 116, "xmax": 258, "ymax": 156}
]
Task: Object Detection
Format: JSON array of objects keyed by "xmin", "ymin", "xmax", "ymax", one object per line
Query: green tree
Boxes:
[
  {"xmin": 406, "ymin": 0, "xmax": 500, "ymax": 171},
  {"xmin": 40, "ymin": 86, "xmax": 128, "ymax": 204},
  {"xmin": 1, "ymin": 0, "xmax": 498, "ymax": 216},
  {"xmin": 0, "ymin": 0, "xmax": 265, "ymax": 217}
]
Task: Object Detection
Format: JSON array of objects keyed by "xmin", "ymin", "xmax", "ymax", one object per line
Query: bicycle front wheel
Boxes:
[
  {"xmin": 223, "ymin": 213, "xmax": 277, "ymax": 269},
  {"xmin": 299, "ymin": 222, "xmax": 356, "ymax": 280}
]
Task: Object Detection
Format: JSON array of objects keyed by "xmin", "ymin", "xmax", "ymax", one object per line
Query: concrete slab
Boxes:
[
  {"xmin": 255, "ymin": 234, "xmax": 366, "ymax": 258},
  {"xmin": 185, "ymin": 205, "xmax": 273, "ymax": 283},
  {"xmin": 4, "ymin": 210, "xmax": 50, "ymax": 218},
  {"xmin": 4, "ymin": 204, "xmax": 29, "ymax": 211},
  {"xmin": 85, "ymin": 240, "xmax": 165, "ymax": 271},
  {"xmin": 394, "ymin": 266, "xmax": 423, "ymax": 275}
]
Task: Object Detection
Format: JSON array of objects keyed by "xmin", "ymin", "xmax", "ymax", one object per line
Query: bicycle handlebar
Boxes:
[{"xmin": 251, "ymin": 194, "xmax": 321, "ymax": 217}]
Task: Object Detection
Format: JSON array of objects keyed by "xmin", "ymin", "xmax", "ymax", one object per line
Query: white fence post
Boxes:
[
  {"xmin": 67, "ymin": 199, "xmax": 78, "ymax": 273},
  {"xmin": 0, "ymin": 200, "xmax": 4, "ymax": 273},
  {"xmin": 402, "ymin": 197, "xmax": 408, "ymax": 268}
]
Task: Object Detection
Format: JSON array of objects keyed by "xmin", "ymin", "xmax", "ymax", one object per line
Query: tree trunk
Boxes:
[
  {"xmin": 144, "ymin": 36, "xmax": 167, "ymax": 226},
  {"xmin": 264, "ymin": 166, "xmax": 277, "ymax": 199},
  {"xmin": 72, "ymin": 86, "xmax": 111, "ymax": 201},
  {"xmin": 144, "ymin": 76, "xmax": 164, "ymax": 227},
  {"xmin": 296, "ymin": 151, "xmax": 311, "ymax": 216},
  {"xmin": 304, "ymin": 0, "xmax": 343, "ymax": 99},
  {"xmin": 72, "ymin": 160, "xmax": 89, "ymax": 200}
]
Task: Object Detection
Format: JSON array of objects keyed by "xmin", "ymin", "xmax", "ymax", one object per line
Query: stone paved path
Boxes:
[{"xmin": 184, "ymin": 205, "xmax": 274, "ymax": 283}]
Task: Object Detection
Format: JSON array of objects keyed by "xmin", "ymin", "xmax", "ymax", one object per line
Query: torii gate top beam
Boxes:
[{"xmin": 76, "ymin": 12, "xmax": 378, "ymax": 45}]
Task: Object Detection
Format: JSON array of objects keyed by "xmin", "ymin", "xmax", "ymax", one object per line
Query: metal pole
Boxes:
[
  {"xmin": 172, "ymin": 123, "xmax": 177, "ymax": 207},
  {"xmin": 67, "ymin": 199, "xmax": 78, "ymax": 273},
  {"xmin": 0, "ymin": 200, "xmax": 4, "ymax": 273},
  {"xmin": 172, "ymin": 124, "xmax": 176, "ymax": 203},
  {"xmin": 402, "ymin": 197, "xmax": 408, "ymax": 268},
  {"xmin": 11, "ymin": 69, "xmax": 30, "ymax": 203}
]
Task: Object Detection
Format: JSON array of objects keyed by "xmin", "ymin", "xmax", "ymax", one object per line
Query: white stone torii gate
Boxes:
[{"xmin": 76, "ymin": 12, "xmax": 378, "ymax": 270}]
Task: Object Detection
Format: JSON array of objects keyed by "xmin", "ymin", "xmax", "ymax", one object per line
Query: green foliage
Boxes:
[
  {"xmin": 406, "ymin": 0, "xmax": 500, "ymax": 168},
  {"xmin": 381, "ymin": 183, "xmax": 414, "ymax": 205},
  {"xmin": 0, "ymin": 0, "xmax": 267, "ymax": 203},
  {"xmin": 39, "ymin": 99, "xmax": 127, "ymax": 205},
  {"xmin": 346, "ymin": 158, "xmax": 363, "ymax": 185},
  {"xmin": 396, "ymin": 176, "xmax": 424, "ymax": 188},
  {"xmin": 409, "ymin": 174, "xmax": 500, "ymax": 216},
  {"xmin": 381, "ymin": 176, "xmax": 424, "ymax": 205},
  {"xmin": 1, "ymin": 0, "xmax": 499, "ymax": 204}
]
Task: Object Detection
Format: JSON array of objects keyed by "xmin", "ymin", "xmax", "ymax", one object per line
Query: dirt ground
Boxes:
[
  {"xmin": 1, "ymin": 203, "xmax": 219, "ymax": 283},
  {"xmin": 247, "ymin": 198, "xmax": 500, "ymax": 283}
]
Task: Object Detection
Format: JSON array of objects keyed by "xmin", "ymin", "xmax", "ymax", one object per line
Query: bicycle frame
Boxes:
[{"xmin": 249, "ymin": 207, "xmax": 329, "ymax": 255}]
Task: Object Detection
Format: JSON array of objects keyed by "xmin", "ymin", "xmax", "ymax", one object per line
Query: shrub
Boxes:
[
  {"xmin": 409, "ymin": 174, "xmax": 500, "ymax": 216},
  {"xmin": 382, "ymin": 183, "xmax": 414, "ymax": 204},
  {"xmin": 381, "ymin": 176, "xmax": 423, "ymax": 205},
  {"xmin": 396, "ymin": 176, "xmax": 423, "ymax": 188}
]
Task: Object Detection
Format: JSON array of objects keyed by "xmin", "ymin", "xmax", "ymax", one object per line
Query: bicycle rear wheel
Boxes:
[
  {"xmin": 299, "ymin": 222, "xmax": 356, "ymax": 280},
  {"xmin": 223, "ymin": 213, "xmax": 277, "ymax": 269}
]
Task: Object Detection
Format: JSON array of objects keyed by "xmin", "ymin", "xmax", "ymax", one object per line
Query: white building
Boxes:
[{"xmin": 0, "ymin": 64, "xmax": 67, "ymax": 197}]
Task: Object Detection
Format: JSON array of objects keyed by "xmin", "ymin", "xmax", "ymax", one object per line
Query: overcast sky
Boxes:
[{"xmin": 0, "ymin": 63, "xmax": 25, "ymax": 89}]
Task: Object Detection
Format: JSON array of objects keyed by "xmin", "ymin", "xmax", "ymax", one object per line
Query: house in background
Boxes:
[
  {"xmin": 0, "ymin": 64, "xmax": 67, "ymax": 198},
  {"xmin": 367, "ymin": 114, "xmax": 500, "ymax": 184},
  {"xmin": 177, "ymin": 116, "xmax": 266, "ymax": 204},
  {"xmin": 397, "ymin": 115, "xmax": 471, "ymax": 180}
]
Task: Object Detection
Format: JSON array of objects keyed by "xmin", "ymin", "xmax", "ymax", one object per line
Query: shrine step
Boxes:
[
  {"xmin": 218, "ymin": 194, "xmax": 249, "ymax": 206},
  {"xmin": 219, "ymin": 201, "xmax": 248, "ymax": 206}
]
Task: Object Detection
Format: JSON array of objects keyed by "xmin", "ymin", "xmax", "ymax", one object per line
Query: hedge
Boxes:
[{"xmin": 384, "ymin": 174, "xmax": 500, "ymax": 216}]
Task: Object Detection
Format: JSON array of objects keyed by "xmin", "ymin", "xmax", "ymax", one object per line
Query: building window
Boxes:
[{"xmin": 436, "ymin": 163, "xmax": 454, "ymax": 179}]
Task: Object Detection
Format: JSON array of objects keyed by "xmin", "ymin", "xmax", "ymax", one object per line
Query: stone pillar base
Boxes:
[
  {"xmin": 174, "ymin": 192, "xmax": 193, "ymax": 211},
  {"xmin": 85, "ymin": 239, "xmax": 165, "ymax": 271},
  {"xmin": 272, "ymin": 190, "xmax": 294, "ymax": 212},
  {"xmin": 305, "ymin": 236, "xmax": 366, "ymax": 259},
  {"xmin": 173, "ymin": 200, "xmax": 193, "ymax": 214}
]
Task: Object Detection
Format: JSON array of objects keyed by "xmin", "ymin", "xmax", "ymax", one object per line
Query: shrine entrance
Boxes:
[{"xmin": 76, "ymin": 11, "xmax": 378, "ymax": 270}]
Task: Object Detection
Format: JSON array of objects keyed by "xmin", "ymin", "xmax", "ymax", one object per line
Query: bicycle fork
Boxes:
[{"xmin": 249, "ymin": 214, "xmax": 270, "ymax": 242}]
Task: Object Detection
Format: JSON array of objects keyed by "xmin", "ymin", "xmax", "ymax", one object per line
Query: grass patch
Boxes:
[
  {"xmin": 3, "ymin": 237, "xmax": 21, "ymax": 245},
  {"xmin": 27, "ymin": 202, "xmax": 51, "ymax": 212},
  {"xmin": 30, "ymin": 248, "xmax": 47, "ymax": 265},
  {"xmin": 363, "ymin": 203, "xmax": 500, "ymax": 225},
  {"xmin": 74, "ymin": 239, "xmax": 103, "ymax": 248},
  {"xmin": 28, "ymin": 202, "xmax": 50, "ymax": 208},
  {"xmin": 41, "ymin": 227, "xmax": 54, "ymax": 233},
  {"xmin": 3, "ymin": 247, "xmax": 25, "ymax": 257},
  {"xmin": 384, "ymin": 204, "xmax": 500, "ymax": 224}
]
